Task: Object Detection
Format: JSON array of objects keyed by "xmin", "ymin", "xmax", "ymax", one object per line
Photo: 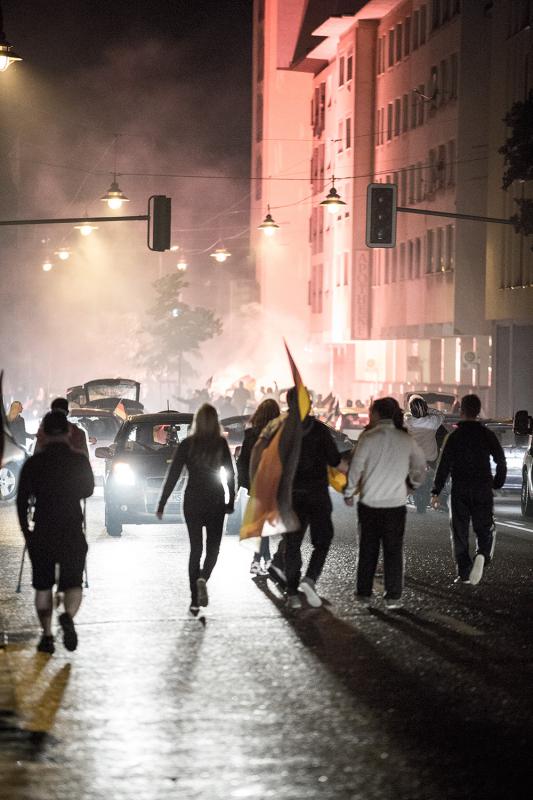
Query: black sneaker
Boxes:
[
  {"xmin": 189, "ymin": 605, "xmax": 200, "ymax": 617},
  {"xmin": 58, "ymin": 612, "xmax": 78, "ymax": 652},
  {"xmin": 196, "ymin": 578, "xmax": 208, "ymax": 607},
  {"xmin": 37, "ymin": 634, "xmax": 55, "ymax": 654},
  {"xmin": 268, "ymin": 564, "xmax": 287, "ymax": 588}
]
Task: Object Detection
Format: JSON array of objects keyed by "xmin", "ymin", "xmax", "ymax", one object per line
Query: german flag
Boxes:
[
  {"xmin": 240, "ymin": 343, "xmax": 310, "ymax": 542},
  {"xmin": 113, "ymin": 399, "xmax": 128, "ymax": 421}
]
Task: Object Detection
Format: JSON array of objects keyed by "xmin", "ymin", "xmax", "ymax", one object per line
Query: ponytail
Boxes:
[{"xmin": 371, "ymin": 397, "xmax": 408, "ymax": 432}]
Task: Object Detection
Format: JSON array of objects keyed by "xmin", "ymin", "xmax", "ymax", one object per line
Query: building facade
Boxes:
[{"xmin": 251, "ymin": 0, "xmax": 533, "ymax": 413}]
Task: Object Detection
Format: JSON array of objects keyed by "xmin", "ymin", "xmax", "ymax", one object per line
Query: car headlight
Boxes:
[{"xmin": 113, "ymin": 462, "xmax": 136, "ymax": 486}]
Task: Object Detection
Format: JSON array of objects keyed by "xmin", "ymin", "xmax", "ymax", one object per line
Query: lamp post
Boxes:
[{"xmin": 0, "ymin": 7, "xmax": 21, "ymax": 72}]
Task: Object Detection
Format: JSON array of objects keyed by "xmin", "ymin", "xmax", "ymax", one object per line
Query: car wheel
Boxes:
[
  {"xmin": 105, "ymin": 504, "xmax": 123, "ymax": 537},
  {"xmin": 521, "ymin": 473, "xmax": 533, "ymax": 518},
  {"xmin": 0, "ymin": 463, "xmax": 19, "ymax": 501}
]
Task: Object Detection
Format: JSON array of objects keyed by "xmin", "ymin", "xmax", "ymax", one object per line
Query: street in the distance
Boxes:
[{"xmin": 1, "ymin": 493, "xmax": 532, "ymax": 800}]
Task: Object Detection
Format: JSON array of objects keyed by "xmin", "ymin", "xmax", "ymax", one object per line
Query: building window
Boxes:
[
  {"xmin": 432, "ymin": 0, "xmax": 441, "ymax": 30},
  {"xmin": 405, "ymin": 17, "xmax": 411, "ymax": 56},
  {"xmin": 388, "ymin": 29, "xmax": 395, "ymax": 67},
  {"xmin": 413, "ymin": 10, "xmax": 420, "ymax": 49},
  {"xmin": 437, "ymin": 227, "xmax": 445, "ymax": 271},
  {"xmin": 429, "ymin": 66, "xmax": 438, "ymax": 114},
  {"xmin": 417, "ymin": 85, "xmax": 425, "ymax": 126},
  {"xmin": 420, "ymin": 5, "xmax": 427, "ymax": 45},
  {"xmin": 343, "ymin": 252, "xmax": 350, "ymax": 285},
  {"xmin": 256, "ymin": 93, "xmax": 263, "ymax": 142},
  {"xmin": 447, "ymin": 139, "xmax": 456, "ymax": 186},
  {"xmin": 408, "ymin": 240, "xmax": 414, "ymax": 278},
  {"xmin": 446, "ymin": 224, "xmax": 455, "ymax": 270},
  {"xmin": 426, "ymin": 230, "xmax": 434, "ymax": 273},
  {"xmin": 400, "ymin": 242, "xmax": 406, "ymax": 280},
  {"xmin": 255, "ymin": 154, "xmax": 262, "ymax": 201},
  {"xmin": 416, "ymin": 162, "xmax": 424, "ymax": 201},
  {"xmin": 338, "ymin": 120, "xmax": 344, "ymax": 152},
  {"xmin": 437, "ymin": 144, "xmax": 446, "ymax": 190},
  {"xmin": 400, "ymin": 169, "xmax": 407, "ymax": 205},
  {"xmin": 377, "ymin": 38, "xmax": 382, "ymax": 74},
  {"xmin": 450, "ymin": 52, "xmax": 459, "ymax": 99},
  {"xmin": 402, "ymin": 93, "xmax": 409, "ymax": 133},
  {"xmin": 347, "ymin": 51, "xmax": 353, "ymax": 82},
  {"xmin": 408, "ymin": 165, "xmax": 415, "ymax": 202},
  {"xmin": 376, "ymin": 108, "xmax": 381, "ymax": 146},
  {"xmin": 387, "ymin": 103, "xmax": 393, "ymax": 140},
  {"xmin": 391, "ymin": 248, "xmax": 398, "ymax": 282},
  {"xmin": 428, "ymin": 149, "xmax": 437, "ymax": 194},
  {"xmin": 394, "ymin": 98, "xmax": 401, "ymax": 137},
  {"xmin": 439, "ymin": 58, "xmax": 448, "ymax": 105},
  {"xmin": 415, "ymin": 237, "xmax": 422, "ymax": 277},
  {"xmin": 396, "ymin": 24, "xmax": 403, "ymax": 61},
  {"xmin": 339, "ymin": 56, "xmax": 345, "ymax": 86},
  {"xmin": 346, "ymin": 116, "xmax": 352, "ymax": 149},
  {"xmin": 411, "ymin": 90, "xmax": 418, "ymax": 128},
  {"xmin": 385, "ymin": 250, "xmax": 390, "ymax": 284}
]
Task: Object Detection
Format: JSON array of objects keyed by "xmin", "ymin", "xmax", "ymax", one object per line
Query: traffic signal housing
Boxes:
[
  {"xmin": 366, "ymin": 183, "xmax": 397, "ymax": 248},
  {"xmin": 147, "ymin": 195, "xmax": 171, "ymax": 252}
]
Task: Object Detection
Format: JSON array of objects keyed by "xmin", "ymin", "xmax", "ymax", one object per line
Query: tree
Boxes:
[
  {"xmin": 499, "ymin": 90, "xmax": 533, "ymax": 243},
  {"xmin": 137, "ymin": 272, "xmax": 222, "ymax": 392}
]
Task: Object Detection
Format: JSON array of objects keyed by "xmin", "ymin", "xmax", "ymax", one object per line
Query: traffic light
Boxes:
[
  {"xmin": 366, "ymin": 183, "xmax": 397, "ymax": 248},
  {"xmin": 147, "ymin": 195, "xmax": 171, "ymax": 251}
]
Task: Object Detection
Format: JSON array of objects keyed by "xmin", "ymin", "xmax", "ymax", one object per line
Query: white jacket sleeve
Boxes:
[
  {"xmin": 344, "ymin": 435, "xmax": 367, "ymax": 498},
  {"xmin": 408, "ymin": 440, "xmax": 427, "ymax": 489}
]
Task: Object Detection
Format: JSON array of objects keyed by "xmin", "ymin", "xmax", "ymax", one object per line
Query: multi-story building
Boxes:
[{"xmin": 251, "ymin": 0, "xmax": 533, "ymax": 412}]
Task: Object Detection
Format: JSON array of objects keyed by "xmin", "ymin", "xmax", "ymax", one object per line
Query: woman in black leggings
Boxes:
[{"xmin": 157, "ymin": 404, "xmax": 235, "ymax": 616}]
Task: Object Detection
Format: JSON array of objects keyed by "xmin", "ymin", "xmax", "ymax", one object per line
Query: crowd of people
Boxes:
[{"xmin": 11, "ymin": 384, "xmax": 506, "ymax": 654}]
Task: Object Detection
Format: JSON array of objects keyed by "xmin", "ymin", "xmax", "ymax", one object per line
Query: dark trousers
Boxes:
[
  {"xmin": 184, "ymin": 493, "xmax": 225, "ymax": 605},
  {"xmin": 357, "ymin": 503, "xmax": 407, "ymax": 600},
  {"xmin": 284, "ymin": 490, "xmax": 334, "ymax": 593},
  {"xmin": 450, "ymin": 485, "xmax": 495, "ymax": 580},
  {"xmin": 252, "ymin": 536, "xmax": 271, "ymax": 562}
]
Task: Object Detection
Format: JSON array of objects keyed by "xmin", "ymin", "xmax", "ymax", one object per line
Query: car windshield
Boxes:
[
  {"xmin": 123, "ymin": 421, "xmax": 191, "ymax": 452},
  {"xmin": 488, "ymin": 427, "xmax": 528, "ymax": 449},
  {"xmin": 70, "ymin": 415, "xmax": 121, "ymax": 441},
  {"xmin": 86, "ymin": 381, "xmax": 139, "ymax": 402}
]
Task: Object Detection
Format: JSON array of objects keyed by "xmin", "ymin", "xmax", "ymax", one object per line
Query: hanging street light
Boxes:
[
  {"xmin": 55, "ymin": 247, "xmax": 71, "ymax": 261},
  {"xmin": 176, "ymin": 258, "xmax": 188, "ymax": 271},
  {"xmin": 210, "ymin": 246, "xmax": 231, "ymax": 263},
  {"xmin": 100, "ymin": 177, "xmax": 129, "ymax": 211},
  {"xmin": 74, "ymin": 214, "xmax": 98, "ymax": 237},
  {"xmin": 0, "ymin": 10, "xmax": 22, "ymax": 73},
  {"xmin": 320, "ymin": 176, "xmax": 346, "ymax": 216},
  {"xmin": 42, "ymin": 260, "xmax": 53, "ymax": 272},
  {"xmin": 258, "ymin": 206, "xmax": 279, "ymax": 237}
]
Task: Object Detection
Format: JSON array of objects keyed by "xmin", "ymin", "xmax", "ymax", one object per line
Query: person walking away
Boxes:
[
  {"xmin": 236, "ymin": 399, "xmax": 280, "ymax": 575},
  {"xmin": 344, "ymin": 397, "xmax": 426, "ymax": 609},
  {"xmin": 35, "ymin": 397, "xmax": 89, "ymax": 458},
  {"xmin": 404, "ymin": 395, "xmax": 445, "ymax": 513},
  {"xmin": 16, "ymin": 411, "xmax": 94, "ymax": 653},
  {"xmin": 278, "ymin": 388, "xmax": 344, "ymax": 609},
  {"xmin": 157, "ymin": 404, "xmax": 235, "ymax": 616},
  {"xmin": 232, "ymin": 381, "xmax": 251, "ymax": 416},
  {"xmin": 431, "ymin": 394, "xmax": 506, "ymax": 585},
  {"xmin": 7, "ymin": 401, "xmax": 28, "ymax": 448}
]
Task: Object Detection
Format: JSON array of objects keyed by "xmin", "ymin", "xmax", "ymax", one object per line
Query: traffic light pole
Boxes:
[
  {"xmin": 396, "ymin": 206, "xmax": 515, "ymax": 226},
  {"xmin": 0, "ymin": 214, "xmax": 148, "ymax": 226}
]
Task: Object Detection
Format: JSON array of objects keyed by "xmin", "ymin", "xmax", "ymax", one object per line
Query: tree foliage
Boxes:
[
  {"xmin": 136, "ymin": 273, "xmax": 222, "ymax": 380},
  {"xmin": 499, "ymin": 90, "xmax": 533, "ymax": 245}
]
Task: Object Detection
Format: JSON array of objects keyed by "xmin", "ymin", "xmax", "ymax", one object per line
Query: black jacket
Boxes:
[
  {"xmin": 236, "ymin": 426, "xmax": 261, "ymax": 491},
  {"xmin": 158, "ymin": 435, "xmax": 235, "ymax": 512},
  {"xmin": 432, "ymin": 420, "xmax": 507, "ymax": 495},
  {"xmin": 292, "ymin": 417, "xmax": 341, "ymax": 494},
  {"xmin": 16, "ymin": 441, "xmax": 94, "ymax": 536}
]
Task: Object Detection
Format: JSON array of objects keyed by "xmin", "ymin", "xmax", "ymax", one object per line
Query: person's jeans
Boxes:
[
  {"xmin": 284, "ymin": 490, "xmax": 334, "ymax": 593},
  {"xmin": 357, "ymin": 503, "xmax": 407, "ymax": 600},
  {"xmin": 184, "ymin": 493, "xmax": 225, "ymax": 605},
  {"xmin": 450, "ymin": 485, "xmax": 495, "ymax": 579}
]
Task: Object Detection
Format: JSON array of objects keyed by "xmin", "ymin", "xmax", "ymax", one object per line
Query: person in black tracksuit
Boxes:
[
  {"xmin": 272, "ymin": 389, "xmax": 342, "ymax": 609},
  {"xmin": 16, "ymin": 411, "xmax": 94, "ymax": 654},
  {"xmin": 431, "ymin": 394, "xmax": 506, "ymax": 585},
  {"xmin": 236, "ymin": 398, "xmax": 280, "ymax": 575},
  {"xmin": 157, "ymin": 404, "xmax": 235, "ymax": 615}
]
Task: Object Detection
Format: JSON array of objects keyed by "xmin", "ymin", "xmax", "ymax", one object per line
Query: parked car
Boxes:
[
  {"xmin": 334, "ymin": 411, "xmax": 369, "ymax": 442},
  {"xmin": 67, "ymin": 377, "xmax": 144, "ymax": 414},
  {"xmin": 68, "ymin": 408, "xmax": 122, "ymax": 486},
  {"xmin": 0, "ymin": 373, "xmax": 28, "ymax": 501},
  {"xmin": 513, "ymin": 410, "xmax": 533, "ymax": 517},
  {"xmin": 96, "ymin": 412, "xmax": 193, "ymax": 536},
  {"xmin": 485, "ymin": 421, "xmax": 528, "ymax": 494},
  {"xmin": 220, "ymin": 414, "xmax": 354, "ymax": 458}
]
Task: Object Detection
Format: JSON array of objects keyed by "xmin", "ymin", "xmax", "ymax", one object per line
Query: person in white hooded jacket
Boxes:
[{"xmin": 344, "ymin": 397, "xmax": 426, "ymax": 609}]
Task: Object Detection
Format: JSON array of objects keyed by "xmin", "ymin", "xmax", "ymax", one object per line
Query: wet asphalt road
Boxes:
[{"xmin": 0, "ymin": 492, "xmax": 532, "ymax": 800}]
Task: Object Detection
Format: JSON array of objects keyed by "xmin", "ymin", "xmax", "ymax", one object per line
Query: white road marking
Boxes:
[{"xmin": 497, "ymin": 520, "xmax": 533, "ymax": 533}]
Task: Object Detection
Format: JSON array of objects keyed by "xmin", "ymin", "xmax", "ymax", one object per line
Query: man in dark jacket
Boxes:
[
  {"xmin": 17, "ymin": 411, "xmax": 94, "ymax": 654},
  {"xmin": 431, "ymin": 394, "xmax": 506, "ymax": 586},
  {"xmin": 273, "ymin": 389, "xmax": 343, "ymax": 609}
]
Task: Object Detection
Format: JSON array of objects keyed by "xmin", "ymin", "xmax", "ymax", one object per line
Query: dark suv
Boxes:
[{"xmin": 96, "ymin": 412, "xmax": 193, "ymax": 536}]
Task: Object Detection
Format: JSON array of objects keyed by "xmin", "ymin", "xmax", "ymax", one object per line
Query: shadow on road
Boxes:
[{"xmin": 253, "ymin": 576, "xmax": 533, "ymax": 800}]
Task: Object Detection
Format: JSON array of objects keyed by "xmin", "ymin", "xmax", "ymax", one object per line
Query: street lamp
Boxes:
[
  {"xmin": 0, "ymin": 10, "xmax": 22, "ymax": 72},
  {"xmin": 176, "ymin": 258, "xmax": 187, "ymax": 271},
  {"xmin": 210, "ymin": 246, "xmax": 231, "ymax": 263},
  {"xmin": 55, "ymin": 247, "xmax": 71, "ymax": 261},
  {"xmin": 100, "ymin": 177, "xmax": 129, "ymax": 211},
  {"xmin": 258, "ymin": 206, "xmax": 279, "ymax": 237},
  {"xmin": 320, "ymin": 177, "xmax": 346, "ymax": 216},
  {"xmin": 42, "ymin": 260, "xmax": 53, "ymax": 272},
  {"xmin": 74, "ymin": 214, "xmax": 98, "ymax": 237}
]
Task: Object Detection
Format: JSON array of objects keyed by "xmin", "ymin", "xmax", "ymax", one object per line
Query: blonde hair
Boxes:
[
  {"xmin": 7, "ymin": 401, "xmax": 23, "ymax": 422},
  {"xmin": 189, "ymin": 403, "xmax": 224, "ymax": 466}
]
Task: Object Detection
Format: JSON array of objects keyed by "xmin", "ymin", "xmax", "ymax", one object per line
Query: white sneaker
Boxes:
[
  {"xmin": 385, "ymin": 598, "xmax": 403, "ymax": 610},
  {"xmin": 250, "ymin": 560, "xmax": 261, "ymax": 575},
  {"xmin": 299, "ymin": 577, "xmax": 322, "ymax": 607},
  {"xmin": 469, "ymin": 554, "xmax": 485, "ymax": 586},
  {"xmin": 286, "ymin": 593, "xmax": 302, "ymax": 611}
]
